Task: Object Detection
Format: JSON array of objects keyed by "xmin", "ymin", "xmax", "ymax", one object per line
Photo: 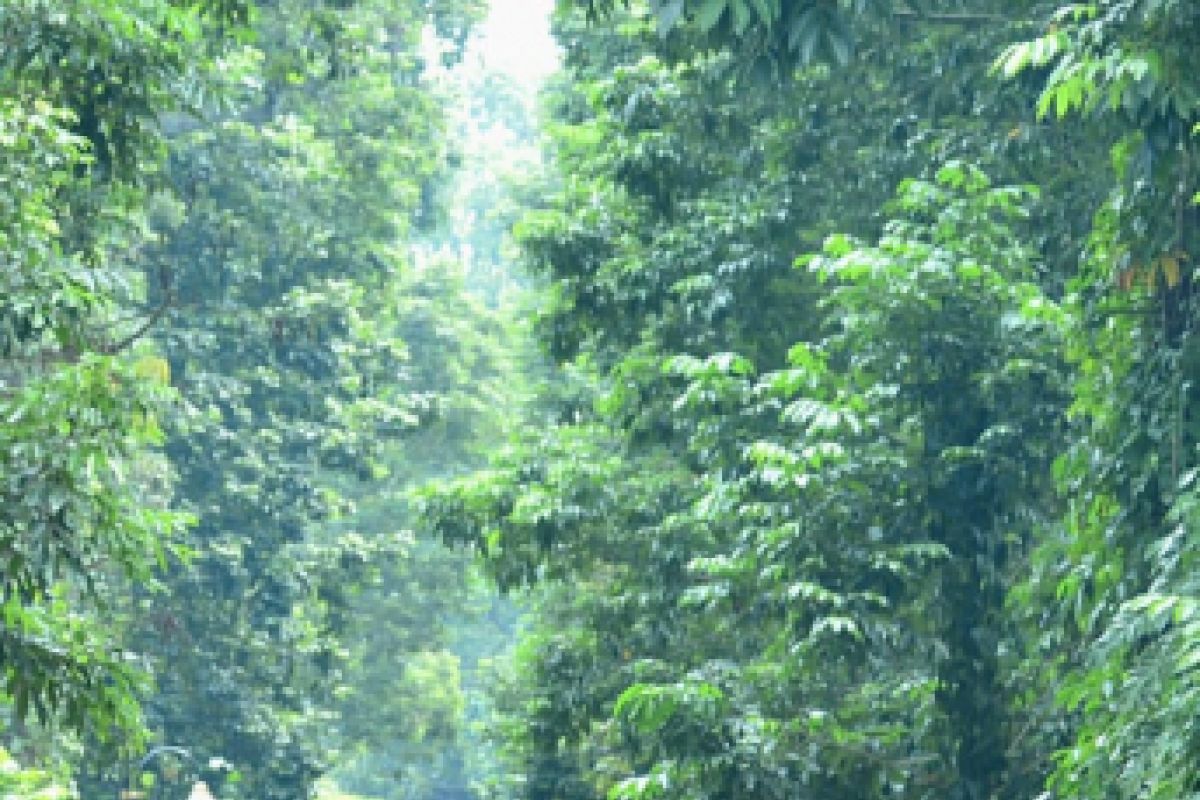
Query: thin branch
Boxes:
[
  {"xmin": 100, "ymin": 293, "xmax": 174, "ymax": 355},
  {"xmin": 892, "ymin": 7, "xmax": 1005, "ymax": 24}
]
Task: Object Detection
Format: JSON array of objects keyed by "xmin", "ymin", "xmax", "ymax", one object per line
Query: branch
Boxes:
[
  {"xmin": 892, "ymin": 6, "xmax": 1005, "ymax": 24},
  {"xmin": 100, "ymin": 293, "xmax": 174, "ymax": 355},
  {"xmin": 0, "ymin": 292, "xmax": 175, "ymax": 398}
]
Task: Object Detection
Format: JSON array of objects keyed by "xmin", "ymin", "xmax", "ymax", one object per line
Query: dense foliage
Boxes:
[
  {"xmin": 1, "ymin": 0, "xmax": 216, "ymax": 747},
  {"xmin": 1, "ymin": 0, "xmax": 517, "ymax": 797},
  {"xmin": 421, "ymin": 3, "xmax": 1200, "ymax": 800},
  {"xmin": 4, "ymin": 1, "xmax": 1200, "ymax": 800}
]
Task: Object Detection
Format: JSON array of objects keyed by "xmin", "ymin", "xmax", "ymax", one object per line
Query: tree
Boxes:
[
  {"xmin": 1001, "ymin": 2, "xmax": 1200, "ymax": 796},
  {"xmin": 0, "ymin": 0, "xmax": 238, "ymax": 745},
  {"xmin": 422, "ymin": 3, "xmax": 1111, "ymax": 800},
  {"xmin": 86, "ymin": 2, "xmax": 490, "ymax": 795}
]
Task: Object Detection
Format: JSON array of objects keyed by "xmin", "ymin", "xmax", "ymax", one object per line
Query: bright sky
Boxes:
[{"xmin": 472, "ymin": 0, "xmax": 559, "ymax": 87}]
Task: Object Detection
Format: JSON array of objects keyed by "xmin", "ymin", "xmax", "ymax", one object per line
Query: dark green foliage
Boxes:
[
  {"xmin": 776, "ymin": 166, "xmax": 1065, "ymax": 799},
  {"xmin": 5, "ymin": 0, "xmax": 497, "ymax": 795},
  {"xmin": 0, "ymin": 0, "xmax": 215, "ymax": 743},
  {"xmin": 421, "ymin": 4, "xmax": 1196, "ymax": 800},
  {"xmin": 1000, "ymin": 2, "xmax": 1200, "ymax": 796},
  {"xmin": 87, "ymin": 2, "xmax": 493, "ymax": 796}
]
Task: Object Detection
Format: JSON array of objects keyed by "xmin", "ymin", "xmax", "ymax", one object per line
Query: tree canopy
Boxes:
[{"xmin": 3, "ymin": 1, "xmax": 1199, "ymax": 800}]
